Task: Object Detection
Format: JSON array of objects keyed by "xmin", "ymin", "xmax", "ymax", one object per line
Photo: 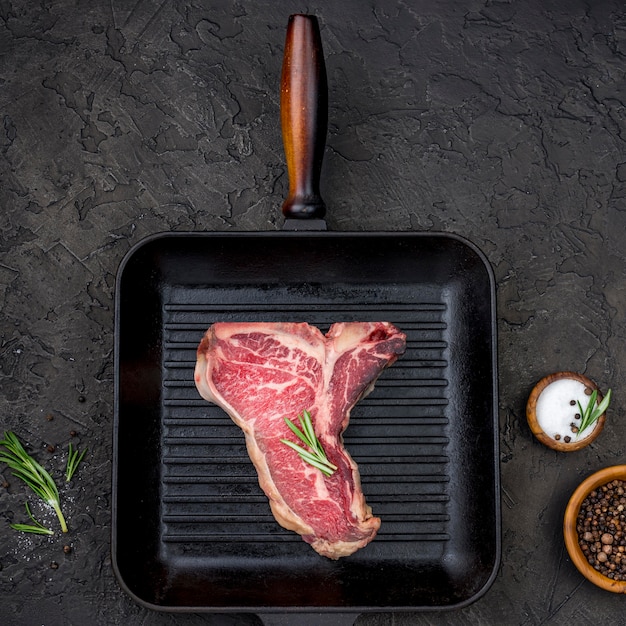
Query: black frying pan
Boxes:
[{"xmin": 112, "ymin": 14, "xmax": 500, "ymax": 621}]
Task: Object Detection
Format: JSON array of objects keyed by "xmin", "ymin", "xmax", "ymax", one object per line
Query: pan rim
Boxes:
[{"xmin": 114, "ymin": 228, "xmax": 496, "ymax": 285}]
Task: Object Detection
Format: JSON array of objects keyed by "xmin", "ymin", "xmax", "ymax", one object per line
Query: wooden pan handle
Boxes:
[{"xmin": 280, "ymin": 14, "xmax": 328, "ymax": 219}]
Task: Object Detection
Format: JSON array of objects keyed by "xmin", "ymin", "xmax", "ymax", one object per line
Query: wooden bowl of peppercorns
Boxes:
[{"xmin": 564, "ymin": 465, "xmax": 626, "ymax": 593}]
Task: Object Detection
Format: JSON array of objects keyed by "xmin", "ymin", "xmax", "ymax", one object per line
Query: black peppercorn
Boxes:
[{"xmin": 578, "ymin": 479, "xmax": 626, "ymax": 580}]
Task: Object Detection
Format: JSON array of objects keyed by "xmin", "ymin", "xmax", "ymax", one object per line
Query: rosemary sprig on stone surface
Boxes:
[
  {"xmin": 0, "ymin": 431, "xmax": 68, "ymax": 533},
  {"xmin": 10, "ymin": 502, "xmax": 54, "ymax": 536},
  {"xmin": 65, "ymin": 442, "xmax": 87, "ymax": 482},
  {"xmin": 577, "ymin": 388, "xmax": 612, "ymax": 439},
  {"xmin": 281, "ymin": 410, "xmax": 337, "ymax": 477}
]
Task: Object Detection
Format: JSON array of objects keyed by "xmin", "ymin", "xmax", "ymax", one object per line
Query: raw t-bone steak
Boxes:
[{"xmin": 194, "ymin": 321, "xmax": 406, "ymax": 559}]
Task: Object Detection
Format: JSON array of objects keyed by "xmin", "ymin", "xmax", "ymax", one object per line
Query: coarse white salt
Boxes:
[{"xmin": 535, "ymin": 378, "xmax": 597, "ymax": 442}]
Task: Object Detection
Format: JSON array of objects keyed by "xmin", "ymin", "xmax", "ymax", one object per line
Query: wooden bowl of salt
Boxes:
[{"xmin": 526, "ymin": 372, "xmax": 606, "ymax": 452}]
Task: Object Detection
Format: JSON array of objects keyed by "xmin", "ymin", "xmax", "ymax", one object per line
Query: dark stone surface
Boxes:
[{"xmin": 1, "ymin": 0, "xmax": 626, "ymax": 623}]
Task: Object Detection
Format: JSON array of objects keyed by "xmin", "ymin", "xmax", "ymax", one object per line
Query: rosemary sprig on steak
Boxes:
[{"xmin": 281, "ymin": 410, "xmax": 337, "ymax": 477}]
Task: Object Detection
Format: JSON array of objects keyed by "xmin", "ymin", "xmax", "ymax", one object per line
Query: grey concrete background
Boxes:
[{"xmin": 1, "ymin": 0, "xmax": 626, "ymax": 624}]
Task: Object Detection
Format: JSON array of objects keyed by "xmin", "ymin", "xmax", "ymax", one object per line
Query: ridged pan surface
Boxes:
[{"xmin": 112, "ymin": 231, "xmax": 500, "ymax": 612}]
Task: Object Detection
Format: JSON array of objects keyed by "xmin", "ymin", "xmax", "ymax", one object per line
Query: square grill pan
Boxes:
[{"xmin": 112, "ymin": 231, "xmax": 500, "ymax": 613}]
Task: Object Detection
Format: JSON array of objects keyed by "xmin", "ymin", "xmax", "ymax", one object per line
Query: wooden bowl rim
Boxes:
[
  {"xmin": 563, "ymin": 465, "xmax": 626, "ymax": 593},
  {"xmin": 526, "ymin": 371, "xmax": 605, "ymax": 452}
]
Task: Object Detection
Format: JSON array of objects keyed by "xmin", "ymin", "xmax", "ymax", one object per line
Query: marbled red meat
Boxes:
[{"xmin": 194, "ymin": 321, "xmax": 406, "ymax": 559}]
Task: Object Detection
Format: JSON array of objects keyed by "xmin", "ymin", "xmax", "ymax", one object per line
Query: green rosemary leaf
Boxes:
[
  {"xmin": 280, "ymin": 439, "xmax": 329, "ymax": 467},
  {"xmin": 10, "ymin": 523, "xmax": 55, "ymax": 535},
  {"xmin": 301, "ymin": 458, "xmax": 336, "ymax": 477},
  {"xmin": 299, "ymin": 410, "xmax": 329, "ymax": 460},
  {"xmin": 594, "ymin": 389, "xmax": 612, "ymax": 420},
  {"xmin": 10, "ymin": 502, "xmax": 54, "ymax": 536},
  {"xmin": 577, "ymin": 389, "xmax": 597, "ymax": 435},
  {"xmin": 281, "ymin": 410, "xmax": 337, "ymax": 476},
  {"xmin": 280, "ymin": 439, "xmax": 336, "ymax": 476},
  {"xmin": 577, "ymin": 389, "xmax": 612, "ymax": 439},
  {"xmin": 0, "ymin": 432, "xmax": 68, "ymax": 533},
  {"xmin": 65, "ymin": 442, "xmax": 87, "ymax": 482},
  {"xmin": 283, "ymin": 416, "xmax": 313, "ymax": 448},
  {"xmin": 298, "ymin": 411, "xmax": 317, "ymax": 447}
]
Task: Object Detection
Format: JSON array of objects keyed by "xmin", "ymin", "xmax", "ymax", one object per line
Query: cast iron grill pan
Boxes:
[{"xmin": 112, "ymin": 232, "xmax": 499, "ymax": 611}]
